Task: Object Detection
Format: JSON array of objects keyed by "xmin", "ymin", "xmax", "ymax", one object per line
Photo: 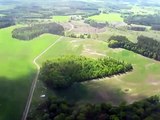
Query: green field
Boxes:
[
  {"xmin": 1, "ymin": 0, "xmax": 160, "ymax": 119},
  {"xmin": 1, "ymin": 4, "xmax": 160, "ymax": 120},
  {"xmin": 2, "ymin": 23, "xmax": 160, "ymax": 120},
  {"xmin": 52, "ymin": 16, "xmax": 70, "ymax": 23},
  {"xmin": 0, "ymin": 26, "xmax": 59, "ymax": 120},
  {"xmin": 89, "ymin": 13, "xmax": 124, "ymax": 22},
  {"xmin": 32, "ymin": 34, "xmax": 160, "ymax": 106}
]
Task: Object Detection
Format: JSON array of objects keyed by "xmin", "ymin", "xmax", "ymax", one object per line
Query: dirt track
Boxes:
[{"xmin": 21, "ymin": 23, "xmax": 74, "ymax": 120}]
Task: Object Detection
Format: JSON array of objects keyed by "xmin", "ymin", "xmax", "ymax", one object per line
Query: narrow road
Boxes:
[{"xmin": 21, "ymin": 23, "xmax": 74, "ymax": 120}]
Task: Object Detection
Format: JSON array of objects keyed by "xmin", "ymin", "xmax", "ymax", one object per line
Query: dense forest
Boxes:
[
  {"xmin": 40, "ymin": 56, "xmax": 133, "ymax": 89},
  {"xmin": 0, "ymin": 16, "xmax": 15, "ymax": 28},
  {"xmin": 151, "ymin": 25, "xmax": 160, "ymax": 31},
  {"xmin": 28, "ymin": 96, "xmax": 160, "ymax": 120},
  {"xmin": 124, "ymin": 14, "xmax": 160, "ymax": 27},
  {"xmin": 12, "ymin": 23, "xmax": 64, "ymax": 40},
  {"xmin": 84, "ymin": 19, "xmax": 108, "ymax": 28},
  {"xmin": 128, "ymin": 26, "xmax": 146, "ymax": 31},
  {"xmin": 108, "ymin": 35, "xmax": 160, "ymax": 61},
  {"xmin": 0, "ymin": 1, "xmax": 99, "ymax": 24}
]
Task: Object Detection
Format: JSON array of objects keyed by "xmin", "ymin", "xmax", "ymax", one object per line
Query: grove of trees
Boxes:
[
  {"xmin": 108, "ymin": 35, "xmax": 160, "ymax": 61},
  {"xmin": 12, "ymin": 23, "xmax": 64, "ymax": 40},
  {"xmin": 151, "ymin": 25, "xmax": 160, "ymax": 31},
  {"xmin": 84, "ymin": 19, "xmax": 108, "ymax": 28},
  {"xmin": 68, "ymin": 33, "xmax": 91, "ymax": 39},
  {"xmin": 40, "ymin": 56, "xmax": 133, "ymax": 89},
  {"xmin": 28, "ymin": 95, "xmax": 160, "ymax": 120}
]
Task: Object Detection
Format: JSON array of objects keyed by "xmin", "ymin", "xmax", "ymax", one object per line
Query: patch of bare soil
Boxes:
[
  {"xmin": 70, "ymin": 39, "xmax": 86, "ymax": 43},
  {"xmin": 125, "ymin": 94, "xmax": 146, "ymax": 104},
  {"xmin": 82, "ymin": 45, "xmax": 106, "ymax": 57},
  {"xmin": 70, "ymin": 21, "xmax": 107, "ymax": 34},
  {"xmin": 110, "ymin": 22, "xmax": 127, "ymax": 28},
  {"xmin": 122, "ymin": 88, "xmax": 132, "ymax": 93},
  {"xmin": 146, "ymin": 75, "xmax": 160, "ymax": 85}
]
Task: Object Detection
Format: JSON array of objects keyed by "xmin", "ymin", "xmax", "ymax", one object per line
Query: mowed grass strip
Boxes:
[
  {"xmin": 89, "ymin": 13, "xmax": 124, "ymax": 22},
  {"xmin": 0, "ymin": 26, "xmax": 60, "ymax": 120},
  {"xmin": 52, "ymin": 16, "xmax": 70, "ymax": 23}
]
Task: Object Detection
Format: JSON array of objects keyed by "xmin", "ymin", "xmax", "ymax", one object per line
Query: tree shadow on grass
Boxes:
[
  {"xmin": 0, "ymin": 72, "xmax": 35, "ymax": 120},
  {"xmin": 53, "ymin": 81, "xmax": 146, "ymax": 105}
]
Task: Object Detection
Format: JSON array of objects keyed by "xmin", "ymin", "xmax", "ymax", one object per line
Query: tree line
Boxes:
[
  {"xmin": 108, "ymin": 35, "xmax": 160, "ymax": 61},
  {"xmin": 151, "ymin": 25, "xmax": 160, "ymax": 31},
  {"xmin": 12, "ymin": 23, "xmax": 64, "ymax": 40},
  {"xmin": 124, "ymin": 14, "xmax": 160, "ymax": 27},
  {"xmin": 68, "ymin": 33, "xmax": 91, "ymax": 39},
  {"xmin": 40, "ymin": 56, "xmax": 133, "ymax": 89},
  {"xmin": 28, "ymin": 95, "xmax": 160, "ymax": 120},
  {"xmin": 0, "ymin": 16, "xmax": 15, "ymax": 29},
  {"xmin": 128, "ymin": 26, "xmax": 146, "ymax": 31},
  {"xmin": 84, "ymin": 19, "xmax": 108, "ymax": 28}
]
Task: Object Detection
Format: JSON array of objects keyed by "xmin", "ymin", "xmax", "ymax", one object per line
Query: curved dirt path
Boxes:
[{"xmin": 21, "ymin": 23, "xmax": 74, "ymax": 120}]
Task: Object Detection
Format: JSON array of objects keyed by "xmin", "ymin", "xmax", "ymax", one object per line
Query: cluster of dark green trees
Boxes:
[
  {"xmin": 12, "ymin": 23, "xmax": 64, "ymax": 40},
  {"xmin": 124, "ymin": 14, "xmax": 160, "ymax": 27},
  {"xmin": 82, "ymin": 11, "xmax": 101, "ymax": 18},
  {"xmin": 151, "ymin": 25, "xmax": 160, "ymax": 31},
  {"xmin": 68, "ymin": 33, "xmax": 91, "ymax": 39},
  {"xmin": 108, "ymin": 35, "xmax": 160, "ymax": 61},
  {"xmin": 28, "ymin": 96, "xmax": 160, "ymax": 120},
  {"xmin": 84, "ymin": 19, "xmax": 108, "ymax": 28},
  {"xmin": 40, "ymin": 56, "xmax": 132, "ymax": 89},
  {"xmin": 0, "ymin": 16, "xmax": 15, "ymax": 29},
  {"xmin": 128, "ymin": 26, "xmax": 146, "ymax": 31}
]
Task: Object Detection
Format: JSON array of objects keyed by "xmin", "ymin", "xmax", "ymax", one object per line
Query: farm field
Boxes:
[
  {"xmin": 89, "ymin": 13, "xmax": 124, "ymax": 22},
  {"xmin": 1, "ymin": 18, "xmax": 160, "ymax": 120},
  {"xmin": 32, "ymin": 36, "xmax": 160, "ymax": 106},
  {"xmin": 52, "ymin": 16, "xmax": 70, "ymax": 23},
  {"xmin": 97, "ymin": 28, "xmax": 160, "ymax": 42},
  {"xmin": 0, "ymin": 26, "xmax": 59, "ymax": 120},
  {"xmin": 1, "ymin": 0, "xmax": 160, "ymax": 120}
]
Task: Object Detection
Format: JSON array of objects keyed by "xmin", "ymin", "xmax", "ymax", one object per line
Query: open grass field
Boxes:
[
  {"xmin": 32, "ymin": 32, "xmax": 160, "ymax": 107},
  {"xmin": 52, "ymin": 16, "xmax": 70, "ymax": 23},
  {"xmin": 0, "ymin": 26, "xmax": 59, "ymax": 120},
  {"xmin": 1, "ymin": 10, "xmax": 160, "ymax": 120},
  {"xmin": 89, "ymin": 13, "xmax": 124, "ymax": 22}
]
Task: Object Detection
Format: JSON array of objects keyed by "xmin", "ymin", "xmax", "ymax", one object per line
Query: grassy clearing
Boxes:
[
  {"xmin": 52, "ymin": 16, "xmax": 70, "ymax": 23},
  {"xmin": 33, "ymin": 36, "xmax": 160, "ymax": 106},
  {"xmin": 89, "ymin": 13, "xmax": 124, "ymax": 22},
  {"xmin": 0, "ymin": 26, "xmax": 59, "ymax": 120}
]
